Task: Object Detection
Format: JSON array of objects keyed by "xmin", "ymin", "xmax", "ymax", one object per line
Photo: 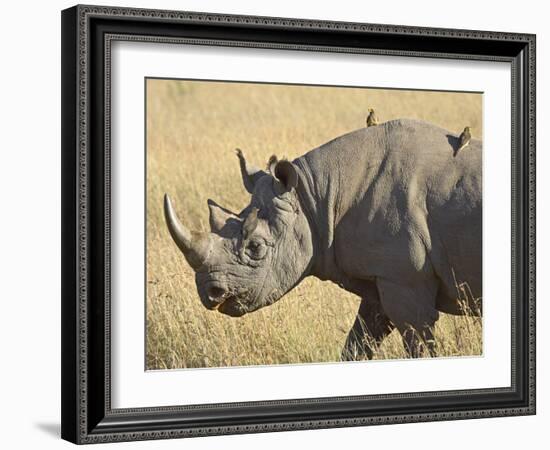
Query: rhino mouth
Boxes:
[
  {"xmin": 199, "ymin": 280, "xmax": 252, "ymax": 317},
  {"xmin": 217, "ymin": 296, "xmax": 248, "ymax": 317}
]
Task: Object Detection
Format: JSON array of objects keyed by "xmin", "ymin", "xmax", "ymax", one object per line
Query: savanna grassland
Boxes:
[{"xmin": 146, "ymin": 79, "xmax": 482, "ymax": 370}]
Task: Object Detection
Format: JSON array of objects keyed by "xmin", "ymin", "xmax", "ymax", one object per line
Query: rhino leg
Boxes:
[
  {"xmin": 376, "ymin": 278, "xmax": 440, "ymax": 358},
  {"xmin": 341, "ymin": 283, "xmax": 394, "ymax": 361}
]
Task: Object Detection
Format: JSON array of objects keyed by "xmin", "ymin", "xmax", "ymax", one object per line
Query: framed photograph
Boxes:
[{"xmin": 61, "ymin": 4, "xmax": 536, "ymax": 444}]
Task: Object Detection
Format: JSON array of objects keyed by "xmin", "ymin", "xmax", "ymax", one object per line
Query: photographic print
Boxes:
[{"xmin": 146, "ymin": 79, "xmax": 482, "ymax": 370}]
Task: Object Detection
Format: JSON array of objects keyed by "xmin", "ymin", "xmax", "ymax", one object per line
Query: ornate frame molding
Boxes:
[{"xmin": 61, "ymin": 4, "xmax": 536, "ymax": 444}]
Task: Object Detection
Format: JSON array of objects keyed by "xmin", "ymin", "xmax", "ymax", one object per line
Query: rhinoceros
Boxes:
[{"xmin": 164, "ymin": 118, "xmax": 482, "ymax": 359}]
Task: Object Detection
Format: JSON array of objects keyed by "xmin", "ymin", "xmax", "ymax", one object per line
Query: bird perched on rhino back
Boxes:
[
  {"xmin": 455, "ymin": 126, "xmax": 472, "ymax": 157},
  {"xmin": 366, "ymin": 108, "xmax": 379, "ymax": 127}
]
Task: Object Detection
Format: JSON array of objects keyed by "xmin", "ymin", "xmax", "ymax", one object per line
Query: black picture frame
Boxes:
[{"xmin": 61, "ymin": 4, "xmax": 536, "ymax": 444}]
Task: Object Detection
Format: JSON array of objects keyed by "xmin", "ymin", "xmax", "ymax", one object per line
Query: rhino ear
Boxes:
[
  {"xmin": 207, "ymin": 199, "xmax": 237, "ymax": 233},
  {"xmin": 273, "ymin": 159, "xmax": 298, "ymax": 192},
  {"xmin": 235, "ymin": 148, "xmax": 266, "ymax": 194}
]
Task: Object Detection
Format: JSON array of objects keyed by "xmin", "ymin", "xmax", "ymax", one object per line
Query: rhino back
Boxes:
[{"xmin": 295, "ymin": 119, "xmax": 482, "ymax": 295}]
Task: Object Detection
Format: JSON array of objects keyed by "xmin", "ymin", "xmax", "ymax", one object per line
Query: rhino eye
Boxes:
[{"xmin": 246, "ymin": 240, "xmax": 267, "ymax": 260}]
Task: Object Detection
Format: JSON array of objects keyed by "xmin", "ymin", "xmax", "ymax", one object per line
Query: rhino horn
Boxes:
[
  {"xmin": 235, "ymin": 148, "xmax": 266, "ymax": 194},
  {"xmin": 164, "ymin": 194, "xmax": 211, "ymax": 271}
]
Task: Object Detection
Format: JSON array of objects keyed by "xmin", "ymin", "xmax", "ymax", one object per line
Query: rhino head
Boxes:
[{"xmin": 164, "ymin": 150, "xmax": 314, "ymax": 317}]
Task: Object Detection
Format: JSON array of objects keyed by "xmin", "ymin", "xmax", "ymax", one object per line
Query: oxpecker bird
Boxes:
[
  {"xmin": 242, "ymin": 207, "xmax": 259, "ymax": 243},
  {"xmin": 455, "ymin": 126, "xmax": 471, "ymax": 156},
  {"xmin": 366, "ymin": 108, "xmax": 379, "ymax": 127}
]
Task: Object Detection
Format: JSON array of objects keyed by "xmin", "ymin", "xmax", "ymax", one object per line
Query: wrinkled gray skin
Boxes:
[{"xmin": 164, "ymin": 119, "xmax": 482, "ymax": 359}]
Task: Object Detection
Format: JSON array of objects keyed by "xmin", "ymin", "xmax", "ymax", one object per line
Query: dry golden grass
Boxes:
[{"xmin": 146, "ymin": 79, "xmax": 482, "ymax": 369}]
